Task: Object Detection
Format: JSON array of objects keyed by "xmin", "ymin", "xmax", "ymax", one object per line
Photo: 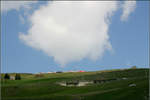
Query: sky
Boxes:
[{"xmin": 1, "ymin": 1, "xmax": 149, "ymax": 73}]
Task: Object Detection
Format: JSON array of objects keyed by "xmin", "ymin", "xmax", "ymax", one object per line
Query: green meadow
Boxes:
[{"xmin": 1, "ymin": 68, "xmax": 149, "ymax": 100}]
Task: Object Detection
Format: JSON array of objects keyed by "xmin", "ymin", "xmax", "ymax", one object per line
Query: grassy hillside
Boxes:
[{"xmin": 1, "ymin": 68, "xmax": 149, "ymax": 100}]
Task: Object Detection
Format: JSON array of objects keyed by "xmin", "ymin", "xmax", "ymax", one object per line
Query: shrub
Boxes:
[
  {"xmin": 4, "ymin": 73, "xmax": 10, "ymax": 80},
  {"xmin": 15, "ymin": 74, "xmax": 21, "ymax": 80}
]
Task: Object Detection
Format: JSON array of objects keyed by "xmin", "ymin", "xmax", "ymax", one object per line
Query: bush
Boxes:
[
  {"xmin": 4, "ymin": 73, "xmax": 10, "ymax": 80},
  {"xmin": 15, "ymin": 74, "xmax": 21, "ymax": 80}
]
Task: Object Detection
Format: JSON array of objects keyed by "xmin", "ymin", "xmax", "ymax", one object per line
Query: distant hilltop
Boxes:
[{"xmin": 36, "ymin": 70, "xmax": 86, "ymax": 74}]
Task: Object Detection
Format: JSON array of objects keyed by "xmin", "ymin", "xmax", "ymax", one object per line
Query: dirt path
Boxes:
[
  {"xmin": 74, "ymin": 88, "xmax": 121, "ymax": 96},
  {"xmin": 53, "ymin": 88, "xmax": 121, "ymax": 97}
]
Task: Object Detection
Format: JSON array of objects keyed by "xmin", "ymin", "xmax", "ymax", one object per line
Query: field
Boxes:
[{"xmin": 1, "ymin": 68, "xmax": 149, "ymax": 100}]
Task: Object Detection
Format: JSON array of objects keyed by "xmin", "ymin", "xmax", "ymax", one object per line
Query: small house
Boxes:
[
  {"xmin": 66, "ymin": 81, "xmax": 79, "ymax": 86},
  {"xmin": 10, "ymin": 76, "xmax": 15, "ymax": 80}
]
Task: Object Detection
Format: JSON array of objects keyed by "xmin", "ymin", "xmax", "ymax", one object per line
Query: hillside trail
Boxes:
[{"xmin": 74, "ymin": 88, "xmax": 121, "ymax": 96}]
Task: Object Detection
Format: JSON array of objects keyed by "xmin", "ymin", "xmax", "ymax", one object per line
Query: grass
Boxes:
[{"xmin": 1, "ymin": 68, "xmax": 149, "ymax": 100}]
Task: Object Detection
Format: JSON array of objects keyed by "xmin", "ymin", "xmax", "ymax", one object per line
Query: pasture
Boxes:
[{"xmin": 1, "ymin": 68, "xmax": 149, "ymax": 100}]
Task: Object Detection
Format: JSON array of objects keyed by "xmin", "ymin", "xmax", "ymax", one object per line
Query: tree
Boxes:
[
  {"xmin": 15, "ymin": 74, "xmax": 21, "ymax": 80},
  {"xmin": 4, "ymin": 73, "xmax": 10, "ymax": 80}
]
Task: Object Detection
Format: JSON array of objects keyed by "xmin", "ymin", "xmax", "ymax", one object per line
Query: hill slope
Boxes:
[{"xmin": 1, "ymin": 68, "xmax": 149, "ymax": 100}]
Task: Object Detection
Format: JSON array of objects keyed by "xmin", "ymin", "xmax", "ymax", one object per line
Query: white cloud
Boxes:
[
  {"xmin": 19, "ymin": 1, "xmax": 118, "ymax": 66},
  {"xmin": 1, "ymin": 1, "xmax": 37, "ymax": 12},
  {"xmin": 121, "ymin": 1, "xmax": 136, "ymax": 21}
]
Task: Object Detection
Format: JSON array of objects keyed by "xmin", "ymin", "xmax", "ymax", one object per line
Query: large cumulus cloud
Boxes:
[{"xmin": 18, "ymin": 1, "xmax": 136, "ymax": 66}]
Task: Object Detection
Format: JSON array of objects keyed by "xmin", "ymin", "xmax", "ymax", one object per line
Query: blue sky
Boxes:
[{"xmin": 1, "ymin": 1, "xmax": 149, "ymax": 73}]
